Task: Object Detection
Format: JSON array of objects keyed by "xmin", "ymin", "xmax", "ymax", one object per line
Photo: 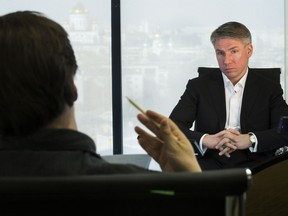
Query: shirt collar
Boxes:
[
  {"xmin": 0, "ymin": 129, "xmax": 97, "ymax": 153},
  {"xmin": 222, "ymin": 68, "xmax": 248, "ymax": 90}
]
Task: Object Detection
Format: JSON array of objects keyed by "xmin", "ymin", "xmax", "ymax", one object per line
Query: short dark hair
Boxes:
[
  {"xmin": 210, "ymin": 21, "xmax": 252, "ymax": 45},
  {"xmin": 0, "ymin": 11, "xmax": 78, "ymax": 136}
]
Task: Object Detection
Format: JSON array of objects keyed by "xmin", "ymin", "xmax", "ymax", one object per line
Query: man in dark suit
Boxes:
[{"xmin": 169, "ymin": 21, "xmax": 288, "ymax": 170}]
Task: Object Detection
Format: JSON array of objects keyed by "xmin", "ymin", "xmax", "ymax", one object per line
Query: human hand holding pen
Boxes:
[{"xmin": 134, "ymin": 110, "xmax": 201, "ymax": 173}]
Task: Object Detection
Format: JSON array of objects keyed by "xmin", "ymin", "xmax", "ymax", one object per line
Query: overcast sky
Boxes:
[
  {"xmin": 0, "ymin": 0, "xmax": 283, "ymax": 30},
  {"xmin": 121, "ymin": 0, "xmax": 284, "ymax": 30},
  {"xmin": 0, "ymin": 0, "xmax": 110, "ymax": 25}
]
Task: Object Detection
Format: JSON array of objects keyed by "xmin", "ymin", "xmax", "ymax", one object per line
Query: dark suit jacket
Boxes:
[
  {"xmin": 0, "ymin": 129, "xmax": 156, "ymax": 176},
  {"xmin": 169, "ymin": 68, "xmax": 288, "ymax": 170}
]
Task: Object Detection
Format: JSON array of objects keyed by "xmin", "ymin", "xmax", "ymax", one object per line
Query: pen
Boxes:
[{"xmin": 126, "ymin": 97, "xmax": 160, "ymax": 128}]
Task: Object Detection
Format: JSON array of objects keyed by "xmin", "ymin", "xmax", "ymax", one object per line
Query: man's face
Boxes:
[{"xmin": 213, "ymin": 37, "xmax": 253, "ymax": 84}]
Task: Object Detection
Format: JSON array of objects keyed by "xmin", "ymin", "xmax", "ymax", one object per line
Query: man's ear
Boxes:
[
  {"xmin": 71, "ymin": 80, "xmax": 78, "ymax": 102},
  {"xmin": 247, "ymin": 43, "xmax": 253, "ymax": 57},
  {"xmin": 65, "ymin": 79, "xmax": 78, "ymax": 106}
]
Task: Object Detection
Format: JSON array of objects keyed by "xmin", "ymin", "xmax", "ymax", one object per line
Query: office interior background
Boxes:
[{"xmin": 1, "ymin": 0, "xmax": 287, "ymax": 161}]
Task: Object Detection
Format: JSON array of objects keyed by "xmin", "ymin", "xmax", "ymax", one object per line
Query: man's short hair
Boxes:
[
  {"xmin": 0, "ymin": 11, "xmax": 78, "ymax": 136},
  {"xmin": 210, "ymin": 21, "xmax": 252, "ymax": 45}
]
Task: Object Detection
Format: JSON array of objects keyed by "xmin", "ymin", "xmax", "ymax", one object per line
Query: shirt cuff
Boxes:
[
  {"xmin": 248, "ymin": 132, "xmax": 258, "ymax": 152},
  {"xmin": 197, "ymin": 134, "xmax": 208, "ymax": 155}
]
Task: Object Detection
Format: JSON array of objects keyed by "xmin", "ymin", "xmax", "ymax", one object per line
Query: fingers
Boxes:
[
  {"xmin": 145, "ymin": 110, "xmax": 188, "ymax": 142},
  {"xmin": 216, "ymin": 129, "xmax": 239, "ymax": 143},
  {"xmin": 216, "ymin": 139, "xmax": 237, "ymax": 157},
  {"xmin": 136, "ymin": 113, "xmax": 162, "ymax": 138},
  {"xmin": 218, "ymin": 145, "xmax": 236, "ymax": 157},
  {"xmin": 137, "ymin": 111, "xmax": 176, "ymax": 140},
  {"xmin": 134, "ymin": 109, "xmax": 201, "ymax": 172},
  {"xmin": 225, "ymin": 128, "xmax": 241, "ymax": 135},
  {"xmin": 135, "ymin": 111, "xmax": 176, "ymax": 156},
  {"xmin": 134, "ymin": 125, "xmax": 162, "ymax": 158}
]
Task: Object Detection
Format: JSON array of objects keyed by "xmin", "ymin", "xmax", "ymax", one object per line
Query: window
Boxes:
[
  {"xmin": 121, "ymin": 0, "xmax": 285, "ymax": 154},
  {"xmin": 1, "ymin": 0, "xmax": 113, "ymax": 155},
  {"xmin": 1, "ymin": 0, "xmax": 286, "ymax": 157}
]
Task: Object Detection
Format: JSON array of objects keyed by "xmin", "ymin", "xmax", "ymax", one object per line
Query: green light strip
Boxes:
[{"xmin": 150, "ymin": 190, "xmax": 175, "ymax": 196}]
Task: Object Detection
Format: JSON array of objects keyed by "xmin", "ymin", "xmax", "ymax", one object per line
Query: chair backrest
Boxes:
[
  {"xmin": 0, "ymin": 168, "xmax": 251, "ymax": 216},
  {"xmin": 197, "ymin": 67, "xmax": 281, "ymax": 84}
]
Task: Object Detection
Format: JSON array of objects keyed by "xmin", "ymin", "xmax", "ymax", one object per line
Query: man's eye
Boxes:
[{"xmin": 216, "ymin": 51, "xmax": 224, "ymax": 56}]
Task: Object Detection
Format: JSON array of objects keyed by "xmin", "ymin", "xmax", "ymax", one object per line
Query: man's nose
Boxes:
[{"xmin": 224, "ymin": 53, "xmax": 232, "ymax": 64}]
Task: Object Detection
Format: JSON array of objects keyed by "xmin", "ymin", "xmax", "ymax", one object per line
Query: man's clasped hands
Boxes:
[{"xmin": 202, "ymin": 129, "xmax": 252, "ymax": 158}]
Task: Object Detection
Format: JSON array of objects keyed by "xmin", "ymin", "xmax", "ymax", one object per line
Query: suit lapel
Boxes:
[
  {"xmin": 207, "ymin": 70, "xmax": 226, "ymax": 129},
  {"xmin": 240, "ymin": 70, "xmax": 260, "ymax": 128}
]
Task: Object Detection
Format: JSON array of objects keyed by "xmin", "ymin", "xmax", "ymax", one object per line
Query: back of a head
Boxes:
[
  {"xmin": 0, "ymin": 11, "xmax": 78, "ymax": 136},
  {"xmin": 210, "ymin": 21, "xmax": 252, "ymax": 45}
]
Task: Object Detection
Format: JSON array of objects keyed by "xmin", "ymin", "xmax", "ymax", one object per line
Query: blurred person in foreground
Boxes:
[
  {"xmin": 169, "ymin": 21, "xmax": 288, "ymax": 170},
  {"xmin": 0, "ymin": 10, "xmax": 201, "ymax": 176}
]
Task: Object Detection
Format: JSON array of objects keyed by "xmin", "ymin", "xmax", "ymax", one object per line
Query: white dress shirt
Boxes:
[{"xmin": 223, "ymin": 71, "xmax": 245, "ymax": 131}]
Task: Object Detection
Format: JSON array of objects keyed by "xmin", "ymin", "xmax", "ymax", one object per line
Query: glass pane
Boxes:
[
  {"xmin": 121, "ymin": 0, "xmax": 284, "ymax": 154},
  {"xmin": 1, "ymin": 0, "xmax": 113, "ymax": 155}
]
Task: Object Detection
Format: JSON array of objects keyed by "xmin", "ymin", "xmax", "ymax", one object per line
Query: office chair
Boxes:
[
  {"xmin": 0, "ymin": 168, "xmax": 251, "ymax": 216},
  {"xmin": 197, "ymin": 67, "xmax": 281, "ymax": 84}
]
